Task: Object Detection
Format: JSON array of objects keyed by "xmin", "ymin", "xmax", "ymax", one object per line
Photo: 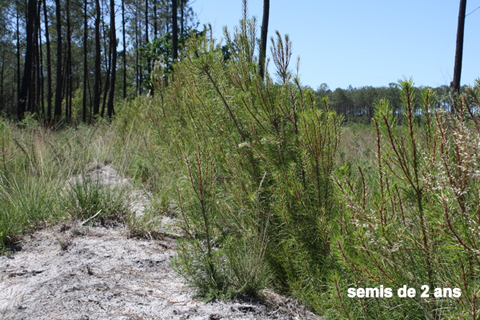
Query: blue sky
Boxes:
[{"xmin": 190, "ymin": 0, "xmax": 480, "ymax": 90}]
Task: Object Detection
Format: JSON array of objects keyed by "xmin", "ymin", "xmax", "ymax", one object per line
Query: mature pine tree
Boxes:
[
  {"xmin": 54, "ymin": 0, "xmax": 63, "ymax": 120},
  {"xmin": 122, "ymin": 0, "xmax": 127, "ymax": 99},
  {"xmin": 259, "ymin": 0, "xmax": 269, "ymax": 79},
  {"xmin": 107, "ymin": 0, "xmax": 117, "ymax": 118},
  {"xmin": 93, "ymin": 0, "xmax": 101, "ymax": 117},
  {"xmin": 43, "ymin": 0, "xmax": 52, "ymax": 122},
  {"xmin": 153, "ymin": 0, "xmax": 158, "ymax": 37},
  {"xmin": 83, "ymin": 0, "xmax": 88, "ymax": 122},
  {"xmin": 134, "ymin": 5, "xmax": 140, "ymax": 94},
  {"xmin": 18, "ymin": 0, "xmax": 38, "ymax": 120},
  {"xmin": 145, "ymin": 0, "xmax": 151, "ymax": 78},
  {"xmin": 180, "ymin": 0, "xmax": 184, "ymax": 35},
  {"xmin": 172, "ymin": 0, "xmax": 178, "ymax": 61},
  {"xmin": 16, "ymin": 9, "xmax": 21, "ymax": 111},
  {"xmin": 145, "ymin": 0, "xmax": 149, "ymax": 44},
  {"xmin": 65, "ymin": 0, "xmax": 73, "ymax": 123},
  {"xmin": 34, "ymin": 0, "xmax": 41, "ymax": 116},
  {"xmin": 450, "ymin": 0, "xmax": 467, "ymax": 113},
  {"xmin": 0, "ymin": 53, "xmax": 4, "ymax": 112}
]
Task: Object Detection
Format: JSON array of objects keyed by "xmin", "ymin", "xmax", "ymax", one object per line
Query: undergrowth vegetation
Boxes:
[
  {"xmin": 113, "ymin": 11, "xmax": 480, "ymax": 318},
  {"xmin": 115, "ymin": 15, "xmax": 344, "ymax": 302},
  {"xmin": 333, "ymin": 82, "xmax": 480, "ymax": 319},
  {"xmin": 2, "ymin": 11, "xmax": 480, "ymax": 320},
  {"xmin": 0, "ymin": 120, "xmax": 155, "ymax": 251}
]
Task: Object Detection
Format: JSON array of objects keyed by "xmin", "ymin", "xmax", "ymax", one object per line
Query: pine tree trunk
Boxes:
[
  {"xmin": 172, "ymin": 0, "xmax": 178, "ymax": 61},
  {"xmin": 135, "ymin": 9, "xmax": 140, "ymax": 94},
  {"xmin": 18, "ymin": 0, "xmax": 38, "ymax": 120},
  {"xmin": 180, "ymin": 0, "xmax": 184, "ymax": 36},
  {"xmin": 153, "ymin": 0, "xmax": 158, "ymax": 38},
  {"xmin": 37, "ymin": 0, "xmax": 44, "ymax": 118},
  {"xmin": 101, "ymin": 9, "xmax": 110, "ymax": 116},
  {"xmin": 122, "ymin": 0, "xmax": 127, "ymax": 99},
  {"xmin": 16, "ymin": 9, "xmax": 21, "ymax": 115},
  {"xmin": 145, "ymin": 0, "xmax": 149, "ymax": 44},
  {"xmin": 31, "ymin": 0, "xmax": 40, "ymax": 115},
  {"xmin": 450, "ymin": 0, "xmax": 467, "ymax": 113},
  {"xmin": 43, "ymin": 0, "xmax": 52, "ymax": 122},
  {"xmin": 101, "ymin": 7, "xmax": 110, "ymax": 118},
  {"xmin": 259, "ymin": 0, "xmax": 270, "ymax": 79},
  {"xmin": 93, "ymin": 0, "xmax": 101, "ymax": 117},
  {"xmin": 107, "ymin": 0, "xmax": 117, "ymax": 118},
  {"xmin": 145, "ymin": 0, "xmax": 151, "ymax": 80},
  {"xmin": 54, "ymin": 0, "xmax": 63, "ymax": 121},
  {"xmin": 66, "ymin": 0, "xmax": 72, "ymax": 123},
  {"xmin": 1, "ymin": 52, "xmax": 5, "ymax": 112},
  {"xmin": 83, "ymin": 0, "xmax": 88, "ymax": 122}
]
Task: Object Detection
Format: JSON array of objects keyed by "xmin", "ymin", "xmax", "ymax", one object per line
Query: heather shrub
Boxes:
[{"xmin": 334, "ymin": 80, "xmax": 480, "ymax": 319}]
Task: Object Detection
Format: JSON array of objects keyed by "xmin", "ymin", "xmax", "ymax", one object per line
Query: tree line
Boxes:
[
  {"xmin": 0, "ymin": 0, "xmax": 469, "ymax": 124},
  {"xmin": 315, "ymin": 83, "xmax": 460, "ymax": 124},
  {"xmin": 0, "ymin": 0, "xmax": 196, "ymax": 123}
]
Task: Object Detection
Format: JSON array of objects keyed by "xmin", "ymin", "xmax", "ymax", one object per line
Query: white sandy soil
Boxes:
[{"xmin": 0, "ymin": 164, "xmax": 319, "ymax": 320}]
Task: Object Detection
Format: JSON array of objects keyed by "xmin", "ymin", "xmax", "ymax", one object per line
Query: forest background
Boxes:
[{"xmin": 0, "ymin": 0, "xmax": 470, "ymax": 123}]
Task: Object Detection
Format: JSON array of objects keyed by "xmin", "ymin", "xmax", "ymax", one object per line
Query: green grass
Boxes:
[
  {"xmin": 61, "ymin": 174, "xmax": 130, "ymax": 223},
  {"xmin": 0, "ymin": 120, "xmax": 159, "ymax": 251}
]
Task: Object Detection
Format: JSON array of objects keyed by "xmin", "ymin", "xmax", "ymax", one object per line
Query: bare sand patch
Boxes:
[{"xmin": 0, "ymin": 164, "xmax": 319, "ymax": 320}]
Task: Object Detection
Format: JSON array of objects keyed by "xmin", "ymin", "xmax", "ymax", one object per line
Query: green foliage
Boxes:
[
  {"xmin": 335, "ymin": 79, "xmax": 480, "ymax": 318},
  {"xmin": 119, "ymin": 17, "xmax": 343, "ymax": 304},
  {"xmin": 115, "ymin": 18, "xmax": 480, "ymax": 317},
  {"xmin": 139, "ymin": 28, "xmax": 204, "ymax": 89}
]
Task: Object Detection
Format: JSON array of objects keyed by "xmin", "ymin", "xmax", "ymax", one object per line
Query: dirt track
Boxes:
[{"xmin": 0, "ymin": 165, "xmax": 319, "ymax": 320}]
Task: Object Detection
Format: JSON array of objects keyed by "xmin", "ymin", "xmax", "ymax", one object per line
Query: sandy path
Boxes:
[
  {"xmin": 0, "ymin": 165, "xmax": 319, "ymax": 320},
  {"xmin": 0, "ymin": 224, "xmax": 313, "ymax": 320}
]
